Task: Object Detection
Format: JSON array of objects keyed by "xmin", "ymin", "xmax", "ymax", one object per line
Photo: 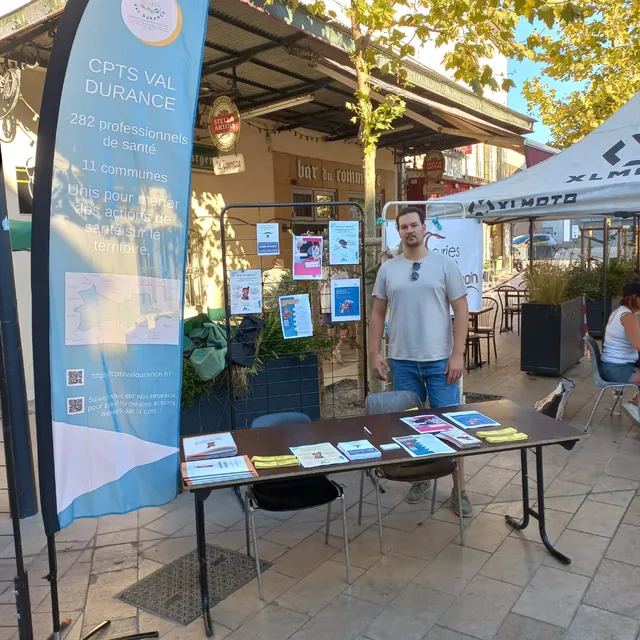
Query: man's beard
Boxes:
[{"xmin": 404, "ymin": 235, "xmax": 422, "ymax": 246}]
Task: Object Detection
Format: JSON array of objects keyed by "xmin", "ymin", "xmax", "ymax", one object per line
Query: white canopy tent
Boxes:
[{"xmin": 427, "ymin": 92, "xmax": 640, "ymax": 223}]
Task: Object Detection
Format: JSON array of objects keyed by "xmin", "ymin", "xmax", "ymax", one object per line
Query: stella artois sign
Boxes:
[
  {"xmin": 209, "ymin": 96, "xmax": 240, "ymax": 151},
  {"xmin": 424, "ymin": 149, "xmax": 445, "ymax": 182}
]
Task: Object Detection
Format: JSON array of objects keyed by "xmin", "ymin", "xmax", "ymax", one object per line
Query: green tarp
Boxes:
[
  {"xmin": 183, "ymin": 314, "xmax": 228, "ymax": 381},
  {"xmin": 7, "ymin": 219, "xmax": 31, "ymax": 251}
]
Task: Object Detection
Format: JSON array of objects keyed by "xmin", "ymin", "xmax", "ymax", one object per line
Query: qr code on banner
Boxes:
[
  {"xmin": 66, "ymin": 369, "xmax": 84, "ymax": 387},
  {"xmin": 67, "ymin": 397, "xmax": 84, "ymax": 415}
]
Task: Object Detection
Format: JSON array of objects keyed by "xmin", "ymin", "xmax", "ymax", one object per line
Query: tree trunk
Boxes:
[
  {"xmin": 352, "ymin": 13, "xmax": 381, "ymax": 393},
  {"xmin": 362, "ymin": 144, "xmax": 382, "ymax": 391}
]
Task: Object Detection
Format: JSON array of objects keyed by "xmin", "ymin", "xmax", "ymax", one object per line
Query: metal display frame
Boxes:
[{"xmin": 218, "ymin": 201, "xmax": 369, "ymax": 431}]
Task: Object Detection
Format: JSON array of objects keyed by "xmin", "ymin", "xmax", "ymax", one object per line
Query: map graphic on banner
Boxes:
[
  {"xmin": 65, "ymin": 273, "xmax": 181, "ymax": 346},
  {"xmin": 31, "ymin": 0, "xmax": 209, "ymax": 534}
]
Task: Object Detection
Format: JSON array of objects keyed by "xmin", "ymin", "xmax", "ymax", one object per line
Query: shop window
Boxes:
[{"xmin": 292, "ymin": 188, "xmax": 337, "ymax": 220}]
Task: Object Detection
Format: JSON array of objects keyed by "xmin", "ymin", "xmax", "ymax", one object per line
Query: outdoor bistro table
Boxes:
[{"xmin": 182, "ymin": 399, "xmax": 582, "ymax": 637}]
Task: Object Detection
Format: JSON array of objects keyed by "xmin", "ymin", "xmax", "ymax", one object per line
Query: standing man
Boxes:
[{"xmin": 369, "ymin": 207, "xmax": 472, "ymax": 516}]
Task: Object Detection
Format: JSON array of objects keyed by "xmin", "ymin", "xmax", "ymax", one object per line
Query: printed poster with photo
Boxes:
[
  {"xmin": 230, "ymin": 269, "xmax": 262, "ymax": 315},
  {"xmin": 331, "ymin": 278, "xmax": 361, "ymax": 322},
  {"xmin": 329, "ymin": 221, "xmax": 359, "ymax": 265},
  {"xmin": 292, "ymin": 236, "xmax": 323, "ymax": 280},
  {"xmin": 256, "ymin": 223, "xmax": 280, "ymax": 256}
]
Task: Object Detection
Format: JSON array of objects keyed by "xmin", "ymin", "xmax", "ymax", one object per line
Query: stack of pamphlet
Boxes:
[
  {"xmin": 289, "ymin": 443, "xmax": 348, "ymax": 468},
  {"xmin": 182, "ymin": 456, "xmax": 258, "ymax": 486},
  {"xmin": 436, "ymin": 427, "xmax": 482, "ymax": 449},
  {"xmin": 337, "ymin": 440, "xmax": 382, "ymax": 461},
  {"xmin": 182, "ymin": 432, "xmax": 237, "ymax": 462}
]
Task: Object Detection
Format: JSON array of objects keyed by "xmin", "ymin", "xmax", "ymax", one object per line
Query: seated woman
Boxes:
[{"xmin": 601, "ymin": 282, "xmax": 640, "ymax": 393}]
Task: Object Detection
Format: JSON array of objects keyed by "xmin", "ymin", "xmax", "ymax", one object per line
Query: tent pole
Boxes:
[
  {"xmin": 636, "ymin": 215, "xmax": 640, "ymax": 274},
  {"xmin": 602, "ymin": 217, "xmax": 609, "ymax": 329},
  {"xmin": 528, "ymin": 218, "xmax": 534, "ymax": 269}
]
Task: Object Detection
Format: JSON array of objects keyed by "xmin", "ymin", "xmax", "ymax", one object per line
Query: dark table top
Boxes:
[{"xmin": 181, "ymin": 399, "xmax": 582, "ymax": 491}]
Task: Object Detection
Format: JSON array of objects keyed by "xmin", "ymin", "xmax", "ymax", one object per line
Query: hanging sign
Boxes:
[
  {"xmin": 31, "ymin": 0, "xmax": 209, "ymax": 534},
  {"xmin": 209, "ymin": 96, "xmax": 240, "ymax": 151},
  {"xmin": 424, "ymin": 150, "xmax": 445, "ymax": 182},
  {"xmin": 213, "ymin": 153, "xmax": 245, "ymax": 175},
  {"xmin": 191, "ymin": 143, "xmax": 219, "ymax": 172},
  {"xmin": 423, "ymin": 183, "xmax": 446, "ymax": 195}
]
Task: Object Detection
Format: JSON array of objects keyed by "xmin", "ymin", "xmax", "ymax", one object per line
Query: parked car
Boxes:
[{"xmin": 512, "ymin": 234, "xmax": 558, "ymax": 262}]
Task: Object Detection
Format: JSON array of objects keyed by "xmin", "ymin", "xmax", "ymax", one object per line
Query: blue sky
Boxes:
[{"xmin": 507, "ymin": 20, "xmax": 581, "ymax": 144}]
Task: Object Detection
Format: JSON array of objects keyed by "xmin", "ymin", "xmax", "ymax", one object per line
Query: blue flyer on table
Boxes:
[
  {"xmin": 393, "ymin": 434, "xmax": 456, "ymax": 457},
  {"xmin": 442, "ymin": 411, "xmax": 501, "ymax": 429}
]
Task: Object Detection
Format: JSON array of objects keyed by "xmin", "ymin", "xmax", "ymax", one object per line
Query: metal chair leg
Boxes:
[
  {"xmin": 357, "ymin": 470, "xmax": 365, "ymax": 526},
  {"xmin": 455, "ymin": 464, "xmax": 465, "ymax": 546},
  {"xmin": 609, "ymin": 390, "xmax": 623, "ymax": 416},
  {"xmin": 430, "ymin": 478, "xmax": 438, "ymax": 515},
  {"xmin": 585, "ymin": 388, "xmax": 606, "ymax": 432},
  {"xmin": 372, "ymin": 472, "xmax": 385, "ymax": 555},
  {"xmin": 325, "ymin": 502, "xmax": 332, "ymax": 544},
  {"xmin": 248, "ymin": 505, "xmax": 264, "ymax": 600},
  {"xmin": 339, "ymin": 494, "xmax": 352, "ymax": 584}
]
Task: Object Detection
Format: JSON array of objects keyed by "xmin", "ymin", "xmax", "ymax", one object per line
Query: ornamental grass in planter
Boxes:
[
  {"xmin": 521, "ymin": 262, "xmax": 584, "ymax": 375},
  {"xmin": 565, "ymin": 257, "xmax": 635, "ymax": 337}
]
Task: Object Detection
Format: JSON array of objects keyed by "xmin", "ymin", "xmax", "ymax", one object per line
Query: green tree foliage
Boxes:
[{"xmin": 523, "ymin": 0, "xmax": 640, "ymax": 148}]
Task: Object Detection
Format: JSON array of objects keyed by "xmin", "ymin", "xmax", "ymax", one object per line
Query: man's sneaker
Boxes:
[
  {"xmin": 451, "ymin": 488, "xmax": 473, "ymax": 518},
  {"xmin": 623, "ymin": 402, "xmax": 640, "ymax": 425},
  {"xmin": 406, "ymin": 480, "xmax": 432, "ymax": 504}
]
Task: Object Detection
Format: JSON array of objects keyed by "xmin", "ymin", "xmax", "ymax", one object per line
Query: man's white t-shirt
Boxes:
[
  {"xmin": 373, "ymin": 252, "xmax": 467, "ymax": 362},
  {"xmin": 602, "ymin": 306, "xmax": 638, "ymax": 364}
]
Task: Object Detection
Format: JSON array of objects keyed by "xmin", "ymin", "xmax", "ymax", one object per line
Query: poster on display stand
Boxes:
[
  {"xmin": 329, "ymin": 221, "xmax": 359, "ymax": 265},
  {"xmin": 292, "ymin": 235, "xmax": 323, "ymax": 280},
  {"xmin": 230, "ymin": 269, "xmax": 263, "ymax": 315},
  {"xmin": 331, "ymin": 278, "xmax": 361, "ymax": 322},
  {"xmin": 257, "ymin": 223, "xmax": 280, "ymax": 256},
  {"xmin": 279, "ymin": 294, "xmax": 313, "ymax": 339}
]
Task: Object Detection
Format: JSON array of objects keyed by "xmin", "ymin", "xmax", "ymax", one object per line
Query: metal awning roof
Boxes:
[{"xmin": 0, "ymin": 0, "xmax": 534, "ymax": 154}]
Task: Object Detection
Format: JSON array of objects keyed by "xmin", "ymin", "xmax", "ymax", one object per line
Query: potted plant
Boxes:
[
  {"xmin": 566, "ymin": 258, "xmax": 635, "ymax": 337},
  {"xmin": 521, "ymin": 262, "xmax": 584, "ymax": 375},
  {"xmin": 180, "ymin": 278, "xmax": 331, "ymax": 436}
]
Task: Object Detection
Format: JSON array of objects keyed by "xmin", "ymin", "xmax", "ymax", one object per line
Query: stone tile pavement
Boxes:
[{"xmin": 3, "ymin": 330, "xmax": 640, "ymax": 639}]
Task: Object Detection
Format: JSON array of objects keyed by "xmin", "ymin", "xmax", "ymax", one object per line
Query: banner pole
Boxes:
[
  {"xmin": 0, "ymin": 150, "xmax": 37, "ymax": 519},
  {"xmin": 0, "ymin": 334, "xmax": 33, "ymax": 640},
  {"xmin": 45, "ymin": 534, "xmax": 60, "ymax": 639}
]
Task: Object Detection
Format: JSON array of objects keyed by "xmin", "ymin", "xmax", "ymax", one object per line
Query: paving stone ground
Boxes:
[{"xmin": 1, "ymin": 328, "xmax": 639, "ymax": 640}]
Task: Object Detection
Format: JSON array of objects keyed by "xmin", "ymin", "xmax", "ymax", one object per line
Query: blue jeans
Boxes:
[
  {"xmin": 389, "ymin": 359, "xmax": 460, "ymax": 408},
  {"xmin": 601, "ymin": 361, "xmax": 637, "ymax": 383}
]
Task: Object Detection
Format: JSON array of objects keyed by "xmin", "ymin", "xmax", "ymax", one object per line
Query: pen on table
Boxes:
[{"xmin": 363, "ymin": 427, "xmax": 373, "ymax": 436}]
